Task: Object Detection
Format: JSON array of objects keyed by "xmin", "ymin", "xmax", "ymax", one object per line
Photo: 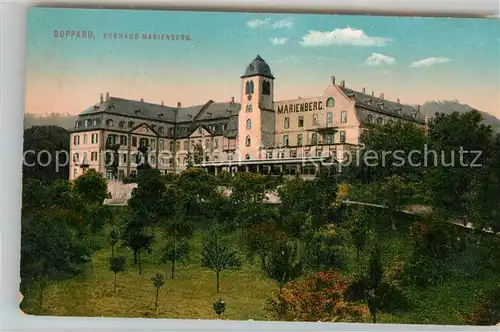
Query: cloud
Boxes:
[
  {"xmin": 270, "ymin": 37, "xmax": 288, "ymax": 46},
  {"xmin": 300, "ymin": 27, "xmax": 391, "ymax": 47},
  {"xmin": 364, "ymin": 53, "xmax": 396, "ymax": 66},
  {"xmin": 273, "ymin": 19, "xmax": 293, "ymax": 29},
  {"xmin": 410, "ymin": 57, "xmax": 451, "ymax": 68},
  {"xmin": 246, "ymin": 18, "xmax": 269, "ymax": 28}
]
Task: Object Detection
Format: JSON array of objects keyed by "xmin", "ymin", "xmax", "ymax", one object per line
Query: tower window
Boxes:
[
  {"xmin": 245, "ymin": 135, "xmax": 251, "ymax": 147},
  {"xmin": 245, "ymin": 80, "xmax": 255, "ymax": 94},
  {"xmin": 326, "ymin": 97, "xmax": 335, "ymax": 107},
  {"xmin": 262, "ymin": 80, "xmax": 271, "ymax": 95},
  {"xmin": 249, "ymin": 81, "xmax": 254, "ymax": 94},
  {"xmin": 246, "ymin": 105, "xmax": 253, "ymax": 112},
  {"xmin": 246, "ymin": 119, "xmax": 252, "ymax": 129}
]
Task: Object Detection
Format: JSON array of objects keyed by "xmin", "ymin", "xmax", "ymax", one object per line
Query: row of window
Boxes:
[
  {"xmin": 282, "ymin": 131, "xmax": 346, "ymax": 146},
  {"xmin": 76, "ymin": 118, "xmax": 100, "ymax": 128},
  {"xmin": 283, "ymin": 111, "xmax": 347, "ymax": 129},
  {"xmin": 73, "ymin": 133, "xmax": 99, "ymax": 145},
  {"xmin": 105, "ymin": 134, "xmax": 223, "ymax": 151},
  {"xmin": 367, "ymin": 115, "xmax": 394, "ymax": 125}
]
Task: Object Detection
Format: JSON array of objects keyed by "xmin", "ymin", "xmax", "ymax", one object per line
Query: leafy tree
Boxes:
[
  {"xmin": 376, "ymin": 174, "xmax": 415, "ymax": 230},
  {"xmin": 22, "ymin": 125, "xmax": 70, "ymax": 182},
  {"xmin": 186, "ymin": 143, "xmax": 204, "ymax": 167},
  {"xmin": 108, "ymin": 227, "xmax": 121, "ymax": 258},
  {"xmin": 136, "ymin": 145, "xmax": 152, "ymax": 173},
  {"xmin": 213, "ymin": 298, "xmax": 226, "ymax": 319},
  {"xmin": 304, "ymin": 223, "xmax": 347, "ymax": 271},
  {"xmin": 243, "ymin": 221, "xmax": 288, "ymax": 266},
  {"xmin": 73, "ymin": 169, "xmax": 108, "ymax": 205},
  {"xmin": 262, "ymin": 241, "xmax": 304, "ymax": 291},
  {"xmin": 109, "ymin": 256, "xmax": 125, "ymax": 292},
  {"xmin": 160, "ymin": 237, "xmax": 189, "ymax": 279},
  {"xmin": 268, "ymin": 271, "xmax": 368, "ymax": 322},
  {"xmin": 344, "ymin": 245, "xmax": 407, "ymax": 323},
  {"xmin": 128, "ymin": 168, "xmax": 168, "ymax": 227},
  {"xmin": 201, "ymin": 231, "xmax": 242, "ymax": 292},
  {"xmin": 121, "ymin": 213, "xmax": 154, "ymax": 274},
  {"xmin": 21, "ymin": 208, "xmax": 91, "ymax": 308},
  {"xmin": 151, "ymin": 272, "xmax": 165, "ymax": 312}
]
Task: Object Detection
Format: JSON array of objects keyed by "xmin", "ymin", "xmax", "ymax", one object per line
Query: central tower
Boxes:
[{"xmin": 238, "ymin": 55, "xmax": 275, "ymax": 161}]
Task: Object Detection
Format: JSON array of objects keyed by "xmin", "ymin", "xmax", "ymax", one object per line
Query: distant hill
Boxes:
[
  {"xmin": 420, "ymin": 101, "xmax": 500, "ymax": 131},
  {"xmin": 24, "ymin": 113, "xmax": 76, "ymax": 130},
  {"xmin": 23, "ymin": 100, "xmax": 500, "ymax": 131}
]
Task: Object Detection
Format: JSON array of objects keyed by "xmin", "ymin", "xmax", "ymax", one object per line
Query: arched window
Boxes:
[
  {"xmin": 84, "ymin": 119, "xmax": 92, "ymax": 127},
  {"xmin": 245, "ymin": 81, "xmax": 250, "ymax": 94},
  {"xmin": 262, "ymin": 80, "xmax": 271, "ymax": 95},
  {"xmin": 246, "ymin": 105, "xmax": 252, "ymax": 113},
  {"xmin": 158, "ymin": 127, "xmax": 164, "ymax": 134},
  {"xmin": 245, "ymin": 135, "xmax": 251, "ymax": 147},
  {"xmin": 93, "ymin": 119, "xmax": 99, "ymax": 126},
  {"xmin": 377, "ymin": 117, "xmax": 384, "ymax": 125},
  {"xmin": 76, "ymin": 121, "xmax": 82, "ymax": 128},
  {"xmin": 245, "ymin": 154, "xmax": 250, "ymax": 160},
  {"xmin": 246, "ymin": 119, "xmax": 252, "ymax": 129},
  {"xmin": 326, "ymin": 97, "xmax": 335, "ymax": 107},
  {"xmin": 367, "ymin": 115, "xmax": 374, "ymax": 123},
  {"xmin": 249, "ymin": 81, "xmax": 254, "ymax": 94},
  {"xmin": 106, "ymin": 119, "xmax": 114, "ymax": 127},
  {"xmin": 128, "ymin": 121, "xmax": 135, "ymax": 128},
  {"xmin": 119, "ymin": 121, "xmax": 125, "ymax": 128}
]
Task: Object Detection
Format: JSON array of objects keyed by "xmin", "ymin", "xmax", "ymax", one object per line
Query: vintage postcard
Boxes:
[{"xmin": 21, "ymin": 6, "xmax": 500, "ymax": 325}]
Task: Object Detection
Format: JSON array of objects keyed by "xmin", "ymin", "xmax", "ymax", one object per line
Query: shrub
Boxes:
[{"xmin": 268, "ymin": 270, "xmax": 368, "ymax": 322}]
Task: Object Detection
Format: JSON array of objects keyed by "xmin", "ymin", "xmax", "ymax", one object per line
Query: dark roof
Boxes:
[
  {"xmin": 74, "ymin": 96, "xmax": 241, "ymax": 139},
  {"xmin": 241, "ymin": 55, "xmax": 275, "ymax": 79},
  {"xmin": 340, "ymin": 87, "xmax": 426, "ymax": 125}
]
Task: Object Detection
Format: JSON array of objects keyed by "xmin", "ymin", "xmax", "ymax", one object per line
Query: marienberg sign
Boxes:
[{"xmin": 276, "ymin": 101, "xmax": 323, "ymax": 114}]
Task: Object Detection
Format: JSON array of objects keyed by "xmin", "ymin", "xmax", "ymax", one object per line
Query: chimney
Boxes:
[
  {"xmin": 371, "ymin": 91, "xmax": 374, "ymax": 96},
  {"xmin": 362, "ymin": 87, "xmax": 366, "ymax": 93},
  {"xmin": 177, "ymin": 102, "xmax": 182, "ymax": 108},
  {"xmin": 397, "ymin": 98, "xmax": 400, "ymax": 104},
  {"xmin": 106, "ymin": 92, "xmax": 110, "ymax": 100},
  {"xmin": 140, "ymin": 98, "xmax": 144, "ymax": 103},
  {"xmin": 331, "ymin": 76, "xmax": 336, "ymax": 84},
  {"xmin": 340, "ymin": 80, "xmax": 345, "ymax": 88},
  {"xmin": 161, "ymin": 101, "xmax": 164, "ymax": 106},
  {"xmin": 231, "ymin": 96, "xmax": 234, "ymax": 104},
  {"xmin": 380, "ymin": 93, "xmax": 384, "ymax": 100},
  {"xmin": 100, "ymin": 93, "xmax": 104, "ymax": 103}
]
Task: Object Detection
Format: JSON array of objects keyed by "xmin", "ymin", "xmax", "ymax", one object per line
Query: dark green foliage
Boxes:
[
  {"xmin": 151, "ymin": 272, "xmax": 165, "ymax": 311},
  {"xmin": 213, "ymin": 298, "xmax": 226, "ymax": 319},
  {"xmin": 109, "ymin": 256, "xmax": 126, "ymax": 292},
  {"xmin": 136, "ymin": 145, "xmax": 152, "ymax": 173},
  {"xmin": 108, "ymin": 227, "xmax": 121, "ymax": 257},
  {"xmin": 73, "ymin": 169, "xmax": 108, "ymax": 205},
  {"xmin": 160, "ymin": 238, "xmax": 189, "ymax": 279},
  {"xmin": 262, "ymin": 241, "xmax": 304, "ymax": 290},
  {"xmin": 458, "ymin": 287, "xmax": 500, "ymax": 325},
  {"xmin": 201, "ymin": 231, "xmax": 242, "ymax": 292},
  {"xmin": 22, "ymin": 125, "xmax": 70, "ymax": 182}
]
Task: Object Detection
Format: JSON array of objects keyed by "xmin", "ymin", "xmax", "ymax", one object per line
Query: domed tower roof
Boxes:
[{"xmin": 241, "ymin": 55, "xmax": 275, "ymax": 79}]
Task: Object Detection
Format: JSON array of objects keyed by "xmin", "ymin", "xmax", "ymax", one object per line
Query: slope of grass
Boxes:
[{"xmin": 21, "ymin": 220, "xmax": 499, "ymax": 324}]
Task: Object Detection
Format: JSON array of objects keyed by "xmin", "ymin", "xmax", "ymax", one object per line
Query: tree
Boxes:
[
  {"xmin": 22, "ymin": 125, "xmax": 70, "ymax": 183},
  {"xmin": 151, "ymin": 272, "xmax": 165, "ymax": 312},
  {"xmin": 213, "ymin": 298, "xmax": 226, "ymax": 319},
  {"xmin": 201, "ymin": 231, "xmax": 242, "ymax": 292},
  {"xmin": 268, "ymin": 271, "xmax": 368, "ymax": 322},
  {"xmin": 121, "ymin": 213, "xmax": 154, "ymax": 274},
  {"xmin": 377, "ymin": 174, "xmax": 415, "ymax": 230},
  {"xmin": 108, "ymin": 227, "xmax": 120, "ymax": 258},
  {"xmin": 160, "ymin": 238, "xmax": 189, "ymax": 279},
  {"xmin": 186, "ymin": 143, "xmax": 204, "ymax": 167},
  {"xmin": 21, "ymin": 208, "xmax": 91, "ymax": 308},
  {"xmin": 109, "ymin": 256, "xmax": 125, "ymax": 293},
  {"xmin": 262, "ymin": 241, "xmax": 304, "ymax": 291},
  {"xmin": 243, "ymin": 221, "xmax": 288, "ymax": 266},
  {"xmin": 73, "ymin": 169, "xmax": 108, "ymax": 205}
]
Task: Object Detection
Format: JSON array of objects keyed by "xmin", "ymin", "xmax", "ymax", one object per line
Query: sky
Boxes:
[{"xmin": 25, "ymin": 7, "xmax": 500, "ymax": 118}]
